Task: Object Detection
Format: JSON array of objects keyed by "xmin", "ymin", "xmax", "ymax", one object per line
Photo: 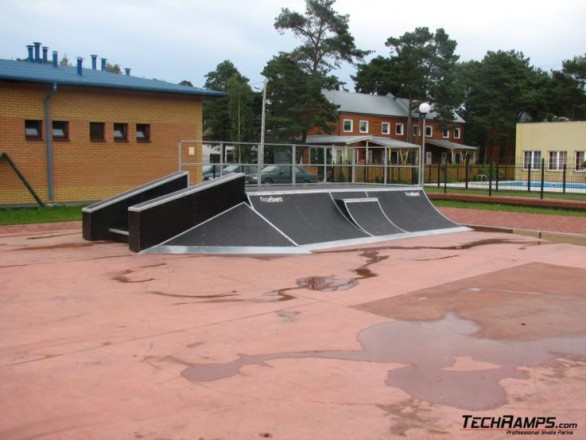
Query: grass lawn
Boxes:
[
  {"xmin": 431, "ymin": 199, "xmax": 586, "ymax": 217},
  {"xmin": 0, "ymin": 205, "xmax": 84, "ymax": 226},
  {"xmin": 0, "ymin": 197, "xmax": 585, "ymax": 227}
]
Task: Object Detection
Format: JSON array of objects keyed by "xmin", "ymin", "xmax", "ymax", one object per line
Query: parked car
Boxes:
[
  {"xmin": 222, "ymin": 164, "xmax": 258, "ymax": 179},
  {"xmin": 247, "ymin": 165, "xmax": 318, "ymax": 184},
  {"xmin": 202, "ymin": 164, "xmax": 222, "ymax": 181}
]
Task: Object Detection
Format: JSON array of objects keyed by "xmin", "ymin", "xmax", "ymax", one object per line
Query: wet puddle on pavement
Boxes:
[
  {"xmin": 265, "ymin": 249, "xmax": 388, "ymax": 298},
  {"xmin": 181, "ymin": 312, "xmax": 586, "ymax": 410}
]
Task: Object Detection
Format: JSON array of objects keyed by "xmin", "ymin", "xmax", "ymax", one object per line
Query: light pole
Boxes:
[
  {"xmin": 418, "ymin": 102, "xmax": 431, "ymax": 187},
  {"xmin": 258, "ymin": 78, "xmax": 268, "ymax": 186}
]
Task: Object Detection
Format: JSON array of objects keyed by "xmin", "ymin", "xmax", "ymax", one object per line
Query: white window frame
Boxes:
[
  {"xmin": 576, "ymin": 151, "xmax": 586, "ymax": 171},
  {"xmin": 442, "ymin": 129, "xmax": 450, "ymax": 138},
  {"xmin": 454, "ymin": 128, "xmax": 461, "ymax": 139},
  {"xmin": 381, "ymin": 122, "xmax": 390, "ymax": 135},
  {"xmin": 412, "ymin": 125, "xmax": 419, "ymax": 136},
  {"xmin": 395, "ymin": 123, "xmax": 404, "ymax": 136},
  {"xmin": 343, "ymin": 119, "xmax": 353, "ymax": 133},
  {"xmin": 359, "ymin": 120, "xmax": 368, "ymax": 134},
  {"xmin": 548, "ymin": 150, "xmax": 567, "ymax": 171},
  {"xmin": 425, "ymin": 126, "xmax": 433, "ymax": 137},
  {"xmin": 523, "ymin": 150, "xmax": 541, "ymax": 170}
]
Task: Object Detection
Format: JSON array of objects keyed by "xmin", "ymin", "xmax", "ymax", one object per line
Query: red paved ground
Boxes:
[
  {"xmin": 437, "ymin": 207, "xmax": 586, "ymax": 235},
  {"xmin": 0, "ymin": 211, "xmax": 585, "ymax": 439}
]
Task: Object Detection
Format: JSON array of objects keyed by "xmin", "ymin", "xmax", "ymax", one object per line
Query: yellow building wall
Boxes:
[
  {"xmin": 515, "ymin": 121, "xmax": 586, "ymax": 181},
  {"xmin": 0, "ymin": 82, "xmax": 203, "ymax": 206}
]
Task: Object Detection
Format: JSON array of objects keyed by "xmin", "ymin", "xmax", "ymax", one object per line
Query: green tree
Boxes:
[
  {"xmin": 458, "ymin": 50, "xmax": 549, "ymax": 163},
  {"xmin": 60, "ymin": 54, "xmax": 71, "ymax": 66},
  {"xmin": 262, "ymin": 54, "xmax": 341, "ymax": 144},
  {"xmin": 227, "ymin": 75, "xmax": 255, "ymax": 143},
  {"xmin": 383, "ymin": 27, "xmax": 461, "ymax": 142},
  {"xmin": 547, "ymin": 54, "xmax": 586, "ymax": 120},
  {"xmin": 203, "ymin": 60, "xmax": 248, "ymax": 141},
  {"xmin": 353, "ymin": 55, "xmax": 396, "ymax": 95},
  {"xmin": 274, "ymin": 0, "xmax": 370, "ymax": 76},
  {"xmin": 266, "ymin": 0, "xmax": 369, "ymax": 142},
  {"xmin": 105, "ymin": 62, "xmax": 122, "ymax": 74}
]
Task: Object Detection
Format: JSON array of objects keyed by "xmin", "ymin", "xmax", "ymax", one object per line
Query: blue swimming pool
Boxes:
[{"xmin": 500, "ymin": 181, "xmax": 586, "ymax": 190}]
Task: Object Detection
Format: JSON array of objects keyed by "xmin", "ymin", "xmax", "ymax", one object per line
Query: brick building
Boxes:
[
  {"xmin": 0, "ymin": 42, "xmax": 223, "ymax": 207},
  {"xmin": 308, "ymin": 90, "xmax": 478, "ymax": 166}
]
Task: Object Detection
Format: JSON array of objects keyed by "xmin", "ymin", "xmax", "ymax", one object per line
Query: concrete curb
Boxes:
[
  {"xmin": 428, "ymin": 192, "xmax": 586, "ymax": 211},
  {"xmin": 466, "ymin": 223, "xmax": 586, "ymax": 247}
]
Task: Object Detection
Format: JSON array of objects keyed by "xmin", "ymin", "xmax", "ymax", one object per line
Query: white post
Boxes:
[
  {"xmin": 258, "ymin": 78, "xmax": 268, "ymax": 187},
  {"xmin": 418, "ymin": 102, "xmax": 431, "ymax": 187}
]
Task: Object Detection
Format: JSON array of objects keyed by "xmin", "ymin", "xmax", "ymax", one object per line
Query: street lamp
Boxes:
[
  {"xmin": 418, "ymin": 102, "xmax": 431, "ymax": 187},
  {"xmin": 258, "ymin": 78, "xmax": 268, "ymax": 186}
]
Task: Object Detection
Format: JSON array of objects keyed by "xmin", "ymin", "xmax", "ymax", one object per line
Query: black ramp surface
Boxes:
[
  {"xmin": 370, "ymin": 189, "xmax": 459, "ymax": 232},
  {"xmin": 82, "ymin": 171, "xmax": 188, "ymax": 241},
  {"xmin": 338, "ymin": 198, "xmax": 404, "ymax": 236},
  {"xmin": 128, "ymin": 174, "xmax": 247, "ymax": 252},
  {"xmin": 164, "ymin": 203, "xmax": 296, "ymax": 247},
  {"xmin": 249, "ymin": 192, "xmax": 368, "ymax": 245}
]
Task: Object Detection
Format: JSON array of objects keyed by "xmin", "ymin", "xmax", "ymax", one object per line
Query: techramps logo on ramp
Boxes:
[{"xmin": 259, "ymin": 196, "xmax": 284, "ymax": 203}]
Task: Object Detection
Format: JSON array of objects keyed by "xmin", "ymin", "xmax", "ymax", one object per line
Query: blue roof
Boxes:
[{"xmin": 0, "ymin": 59, "xmax": 225, "ymax": 97}]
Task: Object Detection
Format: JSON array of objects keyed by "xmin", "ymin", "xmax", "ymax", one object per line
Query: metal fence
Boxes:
[
  {"xmin": 178, "ymin": 141, "xmax": 586, "ymax": 200},
  {"xmin": 425, "ymin": 159, "xmax": 586, "ymax": 199}
]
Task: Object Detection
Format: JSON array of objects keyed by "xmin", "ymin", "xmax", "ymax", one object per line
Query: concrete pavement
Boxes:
[{"xmin": 0, "ymin": 217, "xmax": 585, "ymax": 439}]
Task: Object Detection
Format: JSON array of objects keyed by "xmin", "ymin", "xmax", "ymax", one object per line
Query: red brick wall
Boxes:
[
  {"xmin": 0, "ymin": 82, "xmax": 203, "ymax": 205},
  {"xmin": 310, "ymin": 112, "xmax": 465, "ymax": 143}
]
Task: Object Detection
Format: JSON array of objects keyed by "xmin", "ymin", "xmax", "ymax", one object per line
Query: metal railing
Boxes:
[
  {"xmin": 424, "ymin": 159, "xmax": 586, "ymax": 199},
  {"xmin": 177, "ymin": 141, "xmax": 586, "ymax": 200},
  {"xmin": 178, "ymin": 140, "xmax": 419, "ymax": 186}
]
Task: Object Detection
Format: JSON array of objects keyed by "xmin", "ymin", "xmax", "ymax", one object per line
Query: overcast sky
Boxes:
[{"xmin": 1, "ymin": 0, "xmax": 585, "ymax": 90}]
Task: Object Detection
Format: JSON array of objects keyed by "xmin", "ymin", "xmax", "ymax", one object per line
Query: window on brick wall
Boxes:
[
  {"xmin": 52, "ymin": 121, "xmax": 69, "ymax": 140},
  {"xmin": 442, "ymin": 129, "xmax": 450, "ymax": 138},
  {"xmin": 136, "ymin": 123, "xmax": 150, "ymax": 142},
  {"xmin": 113, "ymin": 123, "xmax": 128, "ymax": 141},
  {"xmin": 343, "ymin": 119, "xmax": 353, "ymax": 132},
  {"xmin": 359, "ymin": 120, "xmax": 368, "ymax": 133},
  {"xmin": 25, "ymin": 120, "xmax": 42, "ymax": 140},
  {"xmin": 425, "ymin": 126, "xmax": 433, "ymax": 137},
  {"xmin": 90, "ymin": 122, "xmax": 105, "ymax": 141},
  {"xmin": 454, "ymin": 128, "xmax": 461, "ymax": 139},
  {"xmin": 381, "ymin": 122, "xmax": 390, "ymax": 135},
  {"xmin": 395, "ymin": 123, "xmax": 404, "ymax": 136}
]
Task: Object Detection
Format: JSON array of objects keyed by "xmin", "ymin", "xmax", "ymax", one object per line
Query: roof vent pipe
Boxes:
[
  {"xmin": 52, "ymin": 51, "xmax": 58, "ymax": 67},
  {"xmin": 101, "ymin": 58, "xmax": 107, "ymax": 71},
  {"xmin": 42, "ymin": 46, "xmax": 48, "ymax": 63},
  {"xmin": 91, "ymin": 54, "xmax": 97, "ymax": 70},
  {"xmin": 27, "ymin": 45, "xmax": 34, "ymax": 62},
  {"xmin": 34, "ymin": 42, "xmax": 41, "ymax": 62},
  {"xmin": 125, "ymin": 68, "xmax": 131, "ymax": 76},
  {"xmin": 77, "ymin": 57, "xmax": 83, "ymax": 76}
]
